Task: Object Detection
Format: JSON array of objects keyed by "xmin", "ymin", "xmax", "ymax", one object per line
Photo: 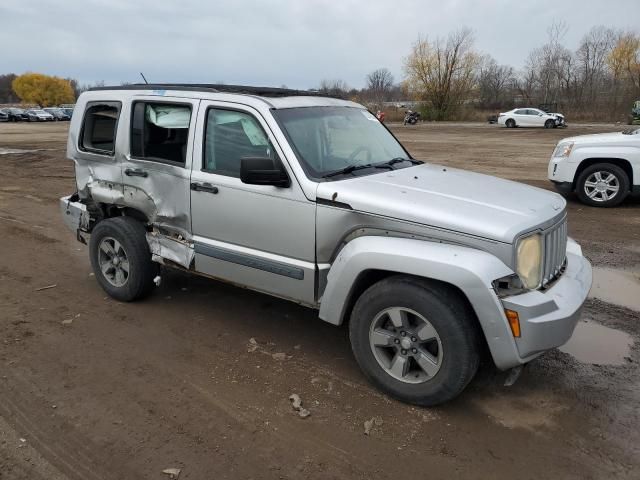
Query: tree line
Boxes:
[
  {"xmin": 2, "ymin": 23, "xmax": 638, "ymax": 120},
  {"xmin": 324, "ymin": 23, "xmax": 640, "ymax": 121}
]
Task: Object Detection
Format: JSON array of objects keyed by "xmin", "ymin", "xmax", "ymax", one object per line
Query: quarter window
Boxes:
[
  {"xmin": 80, "ymin": 102, "xmax": 121, "ymax": 154},
  {"xmin": 131, "ymin": 102, "xmax": 192, "ymax": 166},
  {"xmin": 203, "ymin": 108, "xmax": 277, "ymax": 177}
]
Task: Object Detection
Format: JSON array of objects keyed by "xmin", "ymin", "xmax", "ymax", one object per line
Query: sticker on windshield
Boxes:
[{"xmin": 361, "ymin": 110, "xmax": 379, "ymax": 121}]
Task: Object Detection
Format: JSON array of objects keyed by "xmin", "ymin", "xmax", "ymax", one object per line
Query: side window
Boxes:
[
  {"xmin": 514, "ymin": 109, "xmax": 527, "ymax": 115},
  {"xmin": 131, "ymin": 102, "xmax": 192, "ymax": 166},
  {"xmin": 80, "ymin": 102, "xmax": 121, "ymax": 154},
  {"xmin": 203, "ymin": 108, "xmax": 277, "ymax": 177}
]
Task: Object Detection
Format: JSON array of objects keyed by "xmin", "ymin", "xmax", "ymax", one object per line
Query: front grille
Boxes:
[{"xmin": 542, "ymin": 218, "xmax": 568, "ymax": 286}]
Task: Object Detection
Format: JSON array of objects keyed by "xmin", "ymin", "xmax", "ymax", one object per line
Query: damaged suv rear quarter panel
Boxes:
[
  {"xmin": 69, "ymin": 94, "xmax": 125, "ymax": 209},
  {"xmin": 69, "ymin": 92, "xmax": 197, "ymax": 268}
]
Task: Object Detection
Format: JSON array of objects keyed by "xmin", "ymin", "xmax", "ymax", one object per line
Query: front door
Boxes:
[{"xmin": 190, "ymin": 102, "xmax": 317, "ymax": 305}]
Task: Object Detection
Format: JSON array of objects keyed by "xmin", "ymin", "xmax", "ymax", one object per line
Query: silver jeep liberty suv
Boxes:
[{"xmin": 61, "ymin": 84, "xmax": 592, "ymax": 405}]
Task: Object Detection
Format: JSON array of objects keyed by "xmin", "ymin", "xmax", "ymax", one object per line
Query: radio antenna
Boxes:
[{"xmin": 140, "ymin": 72, "xmax": 149, "ymax": 84}]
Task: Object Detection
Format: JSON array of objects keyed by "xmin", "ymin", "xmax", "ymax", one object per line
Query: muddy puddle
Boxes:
[
  {"xmin": 590, "ymin": 267, "xmax": 640, "ymax": 311},
  {"xmin": 560, "ymin": 319, "xmax": 633, "ymax": 365}
]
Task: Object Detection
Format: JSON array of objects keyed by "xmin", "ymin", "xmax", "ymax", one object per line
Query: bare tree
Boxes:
[
  {"xmin": 365, "ymin": 68, "xmax": 394, "ymax": 104},
  {"xmin": 404, "ymin": 28, "xmax": 479, "ymax": 119},
  {"xmin": 477, "ymin": 55, "xmax": 514, "ymax": 108},
  {"xmin": 0, "ymin": 73, "xmax": 19, "ymax": 103},
  {"xmin": 516, "ymin": 21, "xmax": 577, "ymax": 109},
  {"xmin": 576, "ymin": 26, "xmax": 616, "ymax": 105},
  {"xmin": 318, "ymin": 79, "xmax": 349, "ymax": 97}
]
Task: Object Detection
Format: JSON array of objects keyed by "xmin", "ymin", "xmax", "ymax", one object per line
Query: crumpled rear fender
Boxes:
[{"xmin": 318, "ymin": 236, "xmax": 519, "ymax": 368}]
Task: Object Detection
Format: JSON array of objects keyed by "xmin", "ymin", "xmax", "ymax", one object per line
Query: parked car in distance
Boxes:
[
  {"xmin": 25, "ymin": 109, "xmax": 55, "ymax": 122},
  {"xmin": 2, "ymin": 107, "xmax": 29, "ymax": 122},
  {"xmin": 549, "ymin": 127, "xmax": 640, "ymax": 207},
  {"xmin": 60, "ymin": 84, "xmax": 592, "ymax": 406},
  {"xmin": 44, "ymin": 107, "xmax": 71, "ymax": 121},
  {"xmin": 60, "ymin": 107, "xmax": 74, "ymax": 118},
  {"xmin": 0, "ymin": 109, "xmax": 8, "ymax": 122},
  {"xmin": 498, "ymin": 108, "xmax": 566, "ymax": 128}
]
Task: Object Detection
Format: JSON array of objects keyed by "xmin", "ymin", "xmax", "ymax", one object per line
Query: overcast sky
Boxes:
[{"xmin": 1, "ymin": 0, "xmax": 638, "ymax": 89}]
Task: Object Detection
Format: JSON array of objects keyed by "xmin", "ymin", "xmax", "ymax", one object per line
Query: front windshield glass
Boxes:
[
  {"xmin": 273, "ymin": 106, "xmax": 411, "ymax": 180},
  {"xmin": 623, "ymin": 128, "xmax": 639, "ymax": 135}
]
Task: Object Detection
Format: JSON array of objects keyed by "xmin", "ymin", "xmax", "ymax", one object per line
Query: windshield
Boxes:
[
  {"xmin": 623, "ymin": 128, "xmax": 640, "ymax": 135},
  {"xmin": 273, "ymin": 106, "xmax": 411, "ymax": 180}
]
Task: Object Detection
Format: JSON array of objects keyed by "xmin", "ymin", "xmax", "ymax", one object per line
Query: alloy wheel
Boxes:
[
  {"xmin": 584, "ymin": 171, "xmax": 620, "ymax": 202},
  {"xmin": 98, "ymin": 236, "xmax": 130, "ymax": 287},
  {"xmin": 369, "ymin": 307, "xmax": 443, "ymax": 384}
]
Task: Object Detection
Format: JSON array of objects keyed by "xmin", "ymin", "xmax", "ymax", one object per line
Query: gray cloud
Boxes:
[{"xmin": 1, "ymin": 0, "xmax": 638, "ymax": 88}]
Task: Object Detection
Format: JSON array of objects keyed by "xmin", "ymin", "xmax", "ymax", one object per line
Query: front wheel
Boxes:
[
  {"xmin": 544, "ymin": 119, "xmax": 555, "ymax": 129},
  {"xmin": 89, "ymin": 217, "xmax": 157, "ymax": 301},
  {"xmin": 576, "ymin": 163, "xmax": 629, "ymax": 207},
  {"xmin": 349, "ymin": 276, "xmax": 481, "ymax": 406},
  {"xmin": 505, "ymin": 118, "xmax": 515, "ymax": 128}
]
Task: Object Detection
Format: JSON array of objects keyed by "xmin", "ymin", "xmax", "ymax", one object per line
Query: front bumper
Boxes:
[
  {"xmin": 497, "ymin": 239, "xmax": 592, "ymax": 367},
  {"xmin": 550, "ymin": 180, "xmax": 573, "ymax": 194}
]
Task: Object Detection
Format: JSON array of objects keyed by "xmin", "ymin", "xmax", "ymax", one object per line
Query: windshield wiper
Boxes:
[
  {"xmin": 322, "ymin": 163, "xmax": 393, "ymax": 178},
  {"xmin": 383, "ymin": 157, "xmax": 423, "ymax": 166}
]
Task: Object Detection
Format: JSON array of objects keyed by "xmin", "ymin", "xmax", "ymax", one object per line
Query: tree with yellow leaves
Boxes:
[
  {"xmin": 12, "ymin": 73, "xmax": 75, "ymax": 107},
  {"xmin": 607, "ymin": 32, "xmax": 640, "ymax": 90},
  {"xmin": 404, "ymin": 28, "xmax": 479, "ymax": 120}
]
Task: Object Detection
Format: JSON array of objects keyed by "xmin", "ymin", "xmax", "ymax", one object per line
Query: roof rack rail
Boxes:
[{"xmin": 89, "ymin": 83, "xmax": 335, "ymax": 98}]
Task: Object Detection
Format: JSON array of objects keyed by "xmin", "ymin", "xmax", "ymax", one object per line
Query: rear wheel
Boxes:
[
  {"xmin": 349, "ymin": 276, "xmax": 481, "ymax": 406},
  {"xmin": 505, "ymin": 118, "xmax": 515, "ymax": 128},
  {"xmin": 89, "ymin": 217, "xmax": 157, "ymax": 301},
  {"xmin": 576, "ymin": 163, "xmax": 629, "ymax": 207}
]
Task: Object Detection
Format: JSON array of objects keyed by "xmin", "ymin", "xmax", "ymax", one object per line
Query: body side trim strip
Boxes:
[{"xmin": 194, "ymin": 241, "xmax": 305, "ymax": 280}]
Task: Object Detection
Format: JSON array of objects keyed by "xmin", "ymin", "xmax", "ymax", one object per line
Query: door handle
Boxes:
[
  {"xmin": 124, "ymin": 168, "xmax": 148, "ymax": 178},
  {"xmin": 190, "ymin": 182, "xmax": 219, "ymax": 194}
]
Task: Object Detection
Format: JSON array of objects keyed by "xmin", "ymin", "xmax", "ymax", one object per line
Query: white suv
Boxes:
[{"xmin": 549, "ymin": 128, "xmax": 640, "ymax": 207}]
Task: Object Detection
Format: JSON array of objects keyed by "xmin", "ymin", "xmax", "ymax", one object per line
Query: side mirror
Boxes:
[{"xmin": 240, "ymin": 157, "xmax": 290, "ymax": 187}]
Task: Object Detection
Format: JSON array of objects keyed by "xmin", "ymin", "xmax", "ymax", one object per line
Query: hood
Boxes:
[
  {"xmin": 316, "ymin": 164, "xmax": 566, "ymax": 243},
  {"xmin": 560, "ymin": 131, "xmax": 634, "ymax": 145}
]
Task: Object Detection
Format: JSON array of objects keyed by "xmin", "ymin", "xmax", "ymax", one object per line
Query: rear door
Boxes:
[
  {"xmin": 189, "ymin": 101, "xmax": 317, "ymax": 305},
  {"xmin": 513, "ymin": 109, "xmax": 529, "ymax": 126},
  {"xmin": 121, "ymin": 96, "xmax": 199, "ymax": 239}
]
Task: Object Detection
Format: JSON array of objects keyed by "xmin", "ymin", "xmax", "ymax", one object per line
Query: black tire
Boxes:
[
  {"xmin": 89, "ymin": 216, "xmax": 157, "ymax": 301},
  {"xmin": 349, "ymin": 276, "xmax": 481, "ymax": 406},
  {"xmin": 505, "ymin": 118, "xmax": 515, "ymax": 128},
  {"xmin": 575, "ymin": 163, "xmax": 630, "ymax": 207},
  {"xmin": 544, "ymin": 119, "xmax": 555, "ymax": 129}
]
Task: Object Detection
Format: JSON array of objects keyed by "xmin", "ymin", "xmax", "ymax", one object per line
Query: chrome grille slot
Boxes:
[{"xmin": 542, "ymin": 218, "xmax": 567, "ymax": 286}]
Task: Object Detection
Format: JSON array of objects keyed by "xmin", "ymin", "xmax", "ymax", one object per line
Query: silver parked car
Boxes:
[
  {"xmin": 60, "ymin": 84, "xmax": 592, "ymax": 405},
  {"xmin": 25, "ymin": 109, "xmax": 55, "ymax": 121}
]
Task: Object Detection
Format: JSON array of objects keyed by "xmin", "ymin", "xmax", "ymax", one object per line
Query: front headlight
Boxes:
[
  {"xmin": 552, "ymin": 142, "xmax": 574, "ymax": 158},
  {"xmin": 516, "ymin": 234, "xmax": 543, "ymax": 289}
]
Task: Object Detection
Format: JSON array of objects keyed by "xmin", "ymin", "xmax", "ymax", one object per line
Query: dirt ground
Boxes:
[{"xmin": 1, "ymin": 121, "xmax": 639, "ymax": 480}]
